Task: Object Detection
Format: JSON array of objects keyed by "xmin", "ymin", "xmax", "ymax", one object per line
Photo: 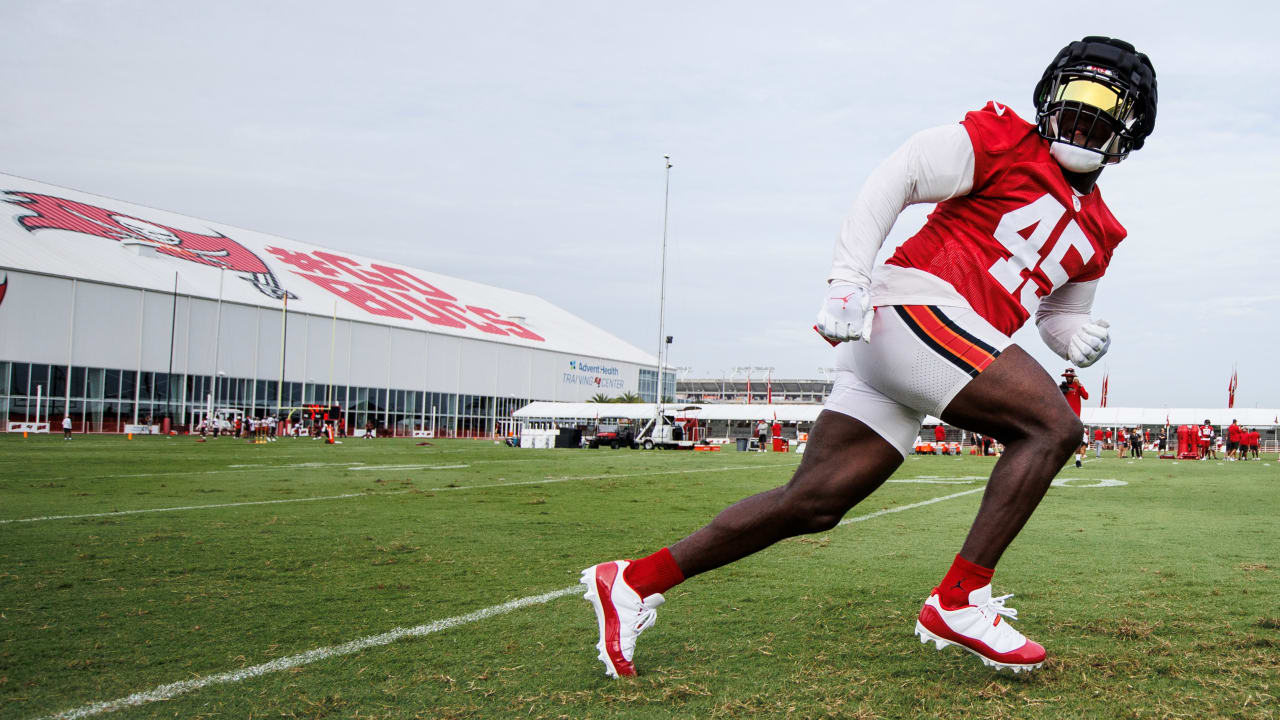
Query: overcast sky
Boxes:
[{"xmin": 2, "ymin": 1, "xmax": 1276, "ymax": 408}]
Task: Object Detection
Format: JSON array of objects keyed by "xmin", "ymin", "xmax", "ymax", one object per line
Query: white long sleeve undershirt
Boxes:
[
  {"xmin": 1035, "ymin": 279, "xmax": 1099, "ymax": 361},
  {"xmin": 827, "ymin": 123, "xmax": 975, "ymax": 287}
]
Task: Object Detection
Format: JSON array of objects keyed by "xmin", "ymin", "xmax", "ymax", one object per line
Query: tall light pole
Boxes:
[{"xmin": 655, "ymin": 154, "xmax": 673, "ymax": 414}]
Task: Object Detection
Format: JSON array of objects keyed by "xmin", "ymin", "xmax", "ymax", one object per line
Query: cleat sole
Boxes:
[{"xmin": 914, "ymin": 621, "xmax": 1043, "ymax": 674}]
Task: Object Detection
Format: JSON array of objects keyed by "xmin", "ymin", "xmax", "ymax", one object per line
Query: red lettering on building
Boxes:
[
  {"xmin": 370, "ymin": 264, "xmax": 457, "ymax": 301},
  {"xmin": 272, "ymin": 250, "xmax": 545, "ymax": 343},
  {"xmin": 364, "ymin": 286, "xmax": 466, "ymax": 330},
  {"xmin": 294, "ymin": 274, "xmax": 413, "ymax": 320},
  {"xmin": 428, "ymin": 299, "xmax": 508, "ymax": 336},
  {"xmin": 312, "ymin": 251, "xmax": 410, "ymax": 291},
  {"xmin": 266, "ymin": 247, "xmax": 341, "ymax": 276}
]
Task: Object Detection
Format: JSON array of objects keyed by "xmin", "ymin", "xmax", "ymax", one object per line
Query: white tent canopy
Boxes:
[
  {"xmin": 514, "ymin": 402, "xmax": 1278, "ymax": 428},
  {"xmin": 512, "ymin": 401, "xmax": 942, "ymax": 425}
]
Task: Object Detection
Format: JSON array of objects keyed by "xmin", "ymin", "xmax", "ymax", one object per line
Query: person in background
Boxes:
[
  {"xmin": 1059, "ymin": 369, "xmax": 1088, "ymax": 468},
  {"xmin": 1093, "ymin": 426, "xmax": 1104, "ymax": 457},
  {"xmin": 1129, "ymin": 426, "xmax": 1143, "ymax": 459},
  {"xmin": 62, "ymin": 415, "xmax": 72, "ymax": 440},
  {"xmin": 1198, "ymin": 419, "xmax": 1213, "ymax": 459},
  {"xmin": 934, "ymin": 423, "xmax": 947, "ymax": 454},
  {"xmin": 1116, "ymin": 427, "xmax": 1127, "ymax": 459},
  {"xmin": 1227, "ymin": 419, "xmax": 1241, "ymax": 461}
]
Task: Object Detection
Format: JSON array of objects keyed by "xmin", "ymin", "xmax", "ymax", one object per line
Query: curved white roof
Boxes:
[{"xmin": 0, "ymin": 173, "xmax": 656, "ymax": 366}]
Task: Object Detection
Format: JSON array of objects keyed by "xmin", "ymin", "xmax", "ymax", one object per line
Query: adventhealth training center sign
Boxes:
[{"xmin": 562, "ymin": 359, "xmax": 625, "ymax": 390}]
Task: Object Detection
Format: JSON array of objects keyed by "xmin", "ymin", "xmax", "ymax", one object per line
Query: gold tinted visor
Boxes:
[{"xmin": 1055, "ymin": 79, "xmax": 1125, "ymax": 119}]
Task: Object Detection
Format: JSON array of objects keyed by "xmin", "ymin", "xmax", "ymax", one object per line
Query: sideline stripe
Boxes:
[
  {"xmin": 1, "ymin": 464, "xmax": 795, "ymax": 525},
  {"xmin": 30, "ymin": 486, "xmax": 979, "ymax": 720},
  {"xmin": 32, "ymin": 587, "xmax": 581, "ymax": 720}
]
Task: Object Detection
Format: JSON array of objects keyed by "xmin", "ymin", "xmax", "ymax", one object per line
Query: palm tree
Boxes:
[
  {"xmin": 616, "ymin": 392, "xmax": 643, "ymax": 403},
  {"xmin": 588, "ymin": 392, "xmax": 614, "ymax": 403}
]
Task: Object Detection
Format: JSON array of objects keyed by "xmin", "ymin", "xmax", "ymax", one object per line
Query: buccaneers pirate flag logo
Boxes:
[{"xmin": 2, "ymin": 191, "xmax": 293, "ymax": 299}]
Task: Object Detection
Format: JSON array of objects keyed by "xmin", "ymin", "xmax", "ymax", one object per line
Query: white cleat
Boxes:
[
  {"xmin": 580, "ymin": 560, "xmax": 663, "ymax": 678},
  {"xmin": 914, "ymin": 584, "xmax": 1045, "ymax": 674}
]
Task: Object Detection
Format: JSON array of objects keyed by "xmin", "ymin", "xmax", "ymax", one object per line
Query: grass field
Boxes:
[{"xmin": 0, "ymin": 434, "xmax": 1276, "ymax": 720}]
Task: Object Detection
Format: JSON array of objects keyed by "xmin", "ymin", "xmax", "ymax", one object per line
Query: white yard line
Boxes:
[
  {"xmin": 31, "ymin": 484, "xmax": 983, "ymax": 720},
  {"xmin": 838, "ymin": 487, "xmax": 985, "ymax": 526},
  {"xmin": 1, "ymin": 464, "xmax": 795, "ymax": 525},
  {"xmin": 0, "ymin": 491, "xmax": 413, "ymax": 525},
  {"xmin": 60, "ymin": 450, "xmax": 663, "ymax": 480},
  {"xmin": 32, "ymin": 587, "xmax": 581, "ymax": 720},
  {"xmin": 2, "ymin": 466, "xmax": 978, "ymax": 526},
  {"xmin": 349, "ymin": 464, "xmax": 471, "ymax": 471},
  {"xmin": 425, "ymin": 464, "xmax": 791, "ymax": 492}
]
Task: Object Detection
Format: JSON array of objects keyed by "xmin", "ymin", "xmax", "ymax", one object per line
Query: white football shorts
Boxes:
[{"xmin": 824, "ymin": 304, "xmax": 1013, "ymax": 457}]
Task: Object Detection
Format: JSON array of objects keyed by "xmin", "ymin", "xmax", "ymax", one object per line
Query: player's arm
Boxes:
[
  {"xmin": 1034, "ymin": 280, "xmax": 1111, "ymax": 367},
  {"xmin": 818, "ymin": 124, "xmax": 976, "ymax": 342}
]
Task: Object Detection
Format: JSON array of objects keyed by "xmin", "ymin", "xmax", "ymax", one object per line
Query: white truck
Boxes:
[{"xmin": 634, "ymin": 414, "xmax": 696, "ymax": 450}]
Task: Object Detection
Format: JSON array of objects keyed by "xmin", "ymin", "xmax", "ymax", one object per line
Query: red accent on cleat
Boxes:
[
  {"xmin": 918, "ymin": 604, "xmax": 1045, "ymax": 665},
  {"xmin": 593, "ymin": 562, "xmax": 635, "ymax": 677}
]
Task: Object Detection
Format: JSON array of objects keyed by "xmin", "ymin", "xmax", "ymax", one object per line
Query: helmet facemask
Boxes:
[{"xmin": 1040, "ymin": 67, "xmax": 1141, "ymax": 172}]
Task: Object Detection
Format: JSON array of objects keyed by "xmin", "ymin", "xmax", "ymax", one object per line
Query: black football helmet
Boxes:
[{"xmin": 1034, "ymin": 36, "xmax": 1157, "ymax": 170}]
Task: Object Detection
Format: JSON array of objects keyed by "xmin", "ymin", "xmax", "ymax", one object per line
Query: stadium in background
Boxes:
[{"xmin": 0, "ymin": 174, "xmax": 669, "ymax": 437}]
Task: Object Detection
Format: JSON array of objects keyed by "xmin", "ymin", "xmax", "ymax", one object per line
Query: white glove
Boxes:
[
  {"xmin": 1068, "ymin": 320, "xmax": 1110, "ymax": 368},
  {"xmin": 815, "ymin": 281, "xmax": 874, "ymax": 344}
]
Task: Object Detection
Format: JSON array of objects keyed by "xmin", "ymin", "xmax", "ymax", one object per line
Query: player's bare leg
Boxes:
[
  {"xmin": 914, "ymin": 344, "xmax": 1081, "ymax": 672},
  {"xmin": 581, "ymin": 410, "xmax": 901, "ymax": 678},
  {"xmin": 669, "ymin": 410, "xmax": 903, "ymax": 577},
  {"xmin": 941, "ymin": 344, "xmax": 1082, "ymax": 567}
]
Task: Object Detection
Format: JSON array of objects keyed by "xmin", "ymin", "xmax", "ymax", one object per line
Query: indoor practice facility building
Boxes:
[{"xmin": 0, "ymin": 173, "xmax": 665, "ymax": 436}]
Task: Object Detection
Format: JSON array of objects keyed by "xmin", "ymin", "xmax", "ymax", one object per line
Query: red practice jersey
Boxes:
[
  {"xmin": 885, "ymin": 102, "xmax": 1128, "ymax": 336},
  {"xmin": 1061, "ymin": 379, "xmax": 1088, "ymax": 417}
]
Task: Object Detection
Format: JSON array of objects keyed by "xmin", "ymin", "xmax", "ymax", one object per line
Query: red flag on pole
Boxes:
[
  {"xmin": 767, "ymin": 371, "xmax": 773, "ymax": 405},
  {"xmin": 1228, "ymin": 366, "xmax": 1238, "ymax": 408},
  {"xmin": 1100, "ymin": 373, "xmax": 1109, "ymax": 408},
  {"xmin": 745, "ymin": 372, "xmax": 751, "ymax": 405}
]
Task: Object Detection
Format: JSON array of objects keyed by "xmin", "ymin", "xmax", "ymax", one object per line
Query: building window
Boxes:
[{"xmin": 638, "ymin": 368, "xmax": 657, "ymax": 402}]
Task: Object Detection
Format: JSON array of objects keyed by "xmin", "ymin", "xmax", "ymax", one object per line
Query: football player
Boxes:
[{"xmin": 581, "ymin": 36, "xmax": 1156, "ymax": 676}]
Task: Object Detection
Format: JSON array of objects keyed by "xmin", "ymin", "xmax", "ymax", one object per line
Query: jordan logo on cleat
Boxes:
[{"xmin": 950, "ymin": 580, "xmax": 965, "ymax": 591}]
